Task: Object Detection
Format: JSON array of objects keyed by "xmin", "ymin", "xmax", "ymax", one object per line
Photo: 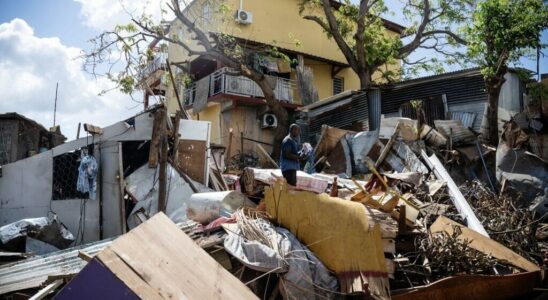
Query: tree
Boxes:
[
  {"xmin": 84, "ymin": 0, "xmax": 291, "ymax": 157},
  {"xmin": 466, "ymin": 0, "xmax": 548, "ymax": 145},
  {"xmin": 299, "ymin": 0, "xmax": 471, "ymax": 89}
]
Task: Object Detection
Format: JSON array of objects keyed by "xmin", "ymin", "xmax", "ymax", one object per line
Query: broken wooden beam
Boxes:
[
  {"xmin": 83, "ymin": 123, "xmax": 103, "ymax": 135},
  {"xmin": 421, "ymin": 150, "xmax": 489, "ymax": 237}
]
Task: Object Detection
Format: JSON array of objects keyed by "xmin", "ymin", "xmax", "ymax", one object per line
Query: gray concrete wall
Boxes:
[{"xmin": 0, "ymin": 111, "xmax": 154, "ymax": 245}]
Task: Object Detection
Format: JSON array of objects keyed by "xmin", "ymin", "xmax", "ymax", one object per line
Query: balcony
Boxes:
[
  {"xmin": 140, "ymin": 53, "xmax": 168, "ymax": 89},
  {"xmin": 183, "ymin": 68, "xmax": 296, "ymax": 106}
]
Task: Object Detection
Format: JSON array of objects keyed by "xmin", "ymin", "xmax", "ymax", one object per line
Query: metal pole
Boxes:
[{"xmin": 53, "ymin": 83, "xmax": 58, "ymax": 127}]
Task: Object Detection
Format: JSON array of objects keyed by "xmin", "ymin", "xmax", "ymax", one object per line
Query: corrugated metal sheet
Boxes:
[
  {"xmin": 448, "ymin": 102, "xmax": 487, "ymax": 132},
  {"xmin": 0, "ymin": 220, "xmax": 200, "ymax": 296},
  {"xmin": 399, "ymin": 96, "xmax": 445, "ymax": 126},
  {"xmin": 303, "ymin": 92, "xmax": 369, "ymax": 145},
  {"xmin": 381, "ymin": 70, "xmax": 487, "ymax": 114},
  {"xmin": 0, "ymin": 238, "xmax": 115, "ymax": 295},
  {"xmin": 368, "ymin": 89, "xmax": 381, "ymax": 130},
  {"xmin": 449, "ymin": 112, "xmax": 476, "ymax": 129}
]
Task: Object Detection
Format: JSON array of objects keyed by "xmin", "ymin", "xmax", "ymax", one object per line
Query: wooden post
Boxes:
[
  {"xmin": 398, "ymin": 205, "xmax": 406, "ymax": 234},
  {"xmin": 117, "ymin": 142, "xmax": 127, "ymax": 233},
  {"xmin": 76, "ymin": 122, "xmax": 81, "ymax": 139},
  {"xmin": 226, "ymin": 128, "xmax": 233, "ymax": 164},
  {"xmin": 172, "ymin": 111, "xmax": 182, "ymax": 162},
  {"xmin": 148, "ymin": 110, "xmax": 164, "ymax": 168},
  {"xmin": 158, "ymin": 108, "xmax": 168, "ymax": 213}
]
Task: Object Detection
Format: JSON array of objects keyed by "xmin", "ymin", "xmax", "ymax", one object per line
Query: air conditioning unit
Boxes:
[
  {"xmin": 236, "ymin": 10, "xmax": 253, "ymax": 24},
  {"xmin": 261, "ymin": 113, "xmax": 278, "ymax": 129}
]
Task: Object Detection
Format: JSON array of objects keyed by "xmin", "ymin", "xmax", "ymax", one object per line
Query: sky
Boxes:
[{"xmin": 0, "ymin": 0, "xmax": 546, "ymax": 140}]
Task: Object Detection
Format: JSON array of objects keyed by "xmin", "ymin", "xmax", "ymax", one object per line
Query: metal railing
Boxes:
[
  {"xmin": 140, "ymin": 53, "xmax": 167, "ymax": 80},
  {"xmin": 183, "ymin": 67, "xmax": 295, "ymax": 106}
]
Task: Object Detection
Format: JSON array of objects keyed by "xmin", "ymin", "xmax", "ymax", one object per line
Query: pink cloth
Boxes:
[{"xmin": 249, "ymin": 168, "xmax": 328, "ymax": 194}]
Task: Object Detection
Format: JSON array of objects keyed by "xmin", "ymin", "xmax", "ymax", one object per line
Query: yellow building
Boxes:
[{"xmin": 142, "ymin": 0, "xmax": 404, "ymax": 156}]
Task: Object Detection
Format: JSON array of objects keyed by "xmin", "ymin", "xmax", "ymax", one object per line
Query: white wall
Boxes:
[{"xmin": 0, "ymin": 110, "xmax": 155, "ymax": 244}]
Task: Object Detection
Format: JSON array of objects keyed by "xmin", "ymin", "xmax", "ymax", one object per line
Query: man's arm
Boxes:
[{"xmin": 283, "ymin": 146, "xmax": 301, "ymax": 161}]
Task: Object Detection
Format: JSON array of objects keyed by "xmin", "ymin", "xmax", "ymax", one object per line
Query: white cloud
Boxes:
[
  {"xmin": 74, "ymin": 0, "xmax": 175, "ymax": 31},
  {"xmin": 0, "ymin": 18, "xmax": 143, "ymax": 139}
]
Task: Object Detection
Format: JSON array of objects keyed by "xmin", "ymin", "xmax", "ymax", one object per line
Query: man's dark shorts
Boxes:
[{"xmin": 282, "ymin": 170, "xmax": 297, "ymax": 186}]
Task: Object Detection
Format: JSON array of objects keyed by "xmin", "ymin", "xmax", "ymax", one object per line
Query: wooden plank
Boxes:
[
  {"xmin": 78, "ymin": 251, "xmax": 93, "ymax": 262},
  {"xmin": 158, "ymin": 115, "xmax": 168, "ymax": 212},
  {"xmin": 257, "ymin": 144, "xmax": 278, "ymax": 168},
  {"xmin": 98, "ymin": 213, "xmax": 257, "ymax": 300},
  {"xmin": 96, "ymin": 249, "xmax": 161, "ymax": 299},
  {"xmin": 83, "ymin": 123, "xmax": 103, "ymax": 135},
  {"xmin": 29, "ymin": 280, "xmax": 63, "ymax": 300},
  {"xmin": 392, "ymin": 271, "xmax": 541, "ymax": 300},
  {"xmin": 148, "ymin": 110, "xmax": 164, "ymax": 168},
  {"xmin": 176, "ymin": 140, "xmax": 208, "ymax": 184},
  {"xmin": 430, "ymin": 216, "xmax": 540, "ymax": 272},
  {"xmin": 375, "ymin": 121, "xmax": 399, "ymax": 167}
]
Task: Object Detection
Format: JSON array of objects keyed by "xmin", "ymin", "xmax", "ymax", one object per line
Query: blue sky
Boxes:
[
  {"xmin": 0, "ymin": 0, "xmax": 546, "ymax": 139},
  {"xmin": 0, "ymin": 0, "xmax": 96, "ymax": 48}
]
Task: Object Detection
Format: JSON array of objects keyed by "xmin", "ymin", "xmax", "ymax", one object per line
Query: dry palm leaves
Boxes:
[
  {"xmin": 460, "ymin": 180, "xmax": 539, "ymax": 263},
  {"xmin": 418, "ymin": 225, "xmax": 498, "ymax": 279}
]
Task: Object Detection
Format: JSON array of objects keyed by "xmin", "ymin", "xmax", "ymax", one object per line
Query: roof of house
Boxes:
[
  {"xmin": 388, "ymin": 67, "xmax": 534, "ymax": 89},
  {"xmin": 0, "ymin": 113, "xmax": 67, "ymax": 139}
]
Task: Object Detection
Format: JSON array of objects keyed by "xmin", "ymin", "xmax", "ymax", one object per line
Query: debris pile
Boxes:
[{"xmin": 1, "ymin": 110, "xmax": 547, "ymax": 299}]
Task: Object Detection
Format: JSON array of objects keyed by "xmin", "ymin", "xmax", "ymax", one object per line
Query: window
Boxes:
[
  {"xmin": 52, "ymin": 151, "xmax": 86, "ymax": 200},
  {"xmin": 332, "ymin": 77, "xmax": 344, "ymax": 95}
]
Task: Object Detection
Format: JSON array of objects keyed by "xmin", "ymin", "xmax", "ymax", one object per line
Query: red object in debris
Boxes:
[{"xmin": 330, "ymin": 177, "xmax": 338, "ymax": 197}]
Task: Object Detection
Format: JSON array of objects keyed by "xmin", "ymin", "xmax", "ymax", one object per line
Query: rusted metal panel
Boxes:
[{"xmin": 392, "ymin": 271, "xmax": 542, "ymax": 300}]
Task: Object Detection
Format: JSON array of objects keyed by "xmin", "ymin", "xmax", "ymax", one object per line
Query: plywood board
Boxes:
[
  {"xmin": 97, "ymin": 213, "xmax": 257, "ymax": 300},
  {"xmin": 177, "ymin": 140, "xmax": 207, "ymax": 184}
]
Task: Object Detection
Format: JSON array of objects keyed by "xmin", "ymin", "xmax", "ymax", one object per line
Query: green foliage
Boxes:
[
  {"xmin": 466, "ymin": 0, "xmax": 548, "ymax": 81},
  {"xmin": 119, "ymin": 75, "xmax": 136, "ymax": 94},
  {"xmin": 299, "ymin": 0, "xmax": 472, "ymax": 85},
  {"xmin": 527, "ymin": 81, "xmax": 548, "ymax": 104}
]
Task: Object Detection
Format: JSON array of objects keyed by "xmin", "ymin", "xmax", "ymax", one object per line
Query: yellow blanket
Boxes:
[{"xmin": 265, "ymin": 180, "xmax": 389, "ymax": 299}]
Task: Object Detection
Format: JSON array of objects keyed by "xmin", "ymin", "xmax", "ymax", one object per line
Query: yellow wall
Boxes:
[
  {"xmin": 165, "ymin": 0, "xmax": 402, "ymax": 115},
  {"xmin": 191, "ymin": 103, "xmax": 222, "ymax": 144},
  {"xmin": 169, "ymin": 0, "xmax": 401, "ymax": 71}
]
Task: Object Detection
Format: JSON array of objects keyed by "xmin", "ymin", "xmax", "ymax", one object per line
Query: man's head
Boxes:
[{"xmin": 289, "ymin": 123, "xmax": 300, "ymax": 138}]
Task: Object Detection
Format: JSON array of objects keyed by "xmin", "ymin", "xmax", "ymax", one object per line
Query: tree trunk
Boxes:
[
  {"xmin": 485, "ymin": 85, "xmax": 501, "ymax": 146},
  {"xmin": 257, "ymin": 77, "xmax": 289, "ymax": 159},
  {"xmin": 358, "ymin": 70, "xmax": 372, "ymax": 90},
  {"xmin": 484, "ymin": 70, "xmax": 506, "ymax": 146}
]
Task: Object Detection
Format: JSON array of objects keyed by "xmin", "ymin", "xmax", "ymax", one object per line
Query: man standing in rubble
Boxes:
[{"xmin": 280, "ymin": 124, "xmax": 307, "ymax": 186}]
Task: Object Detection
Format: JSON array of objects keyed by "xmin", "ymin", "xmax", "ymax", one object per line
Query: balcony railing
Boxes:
[
  {"xmin": 140, "ymin": 53, "xmax": 167, "ymax": 80},
  {"xmin": 183, "ymin": 68, "xmax": 296, "ymax": 106}
]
